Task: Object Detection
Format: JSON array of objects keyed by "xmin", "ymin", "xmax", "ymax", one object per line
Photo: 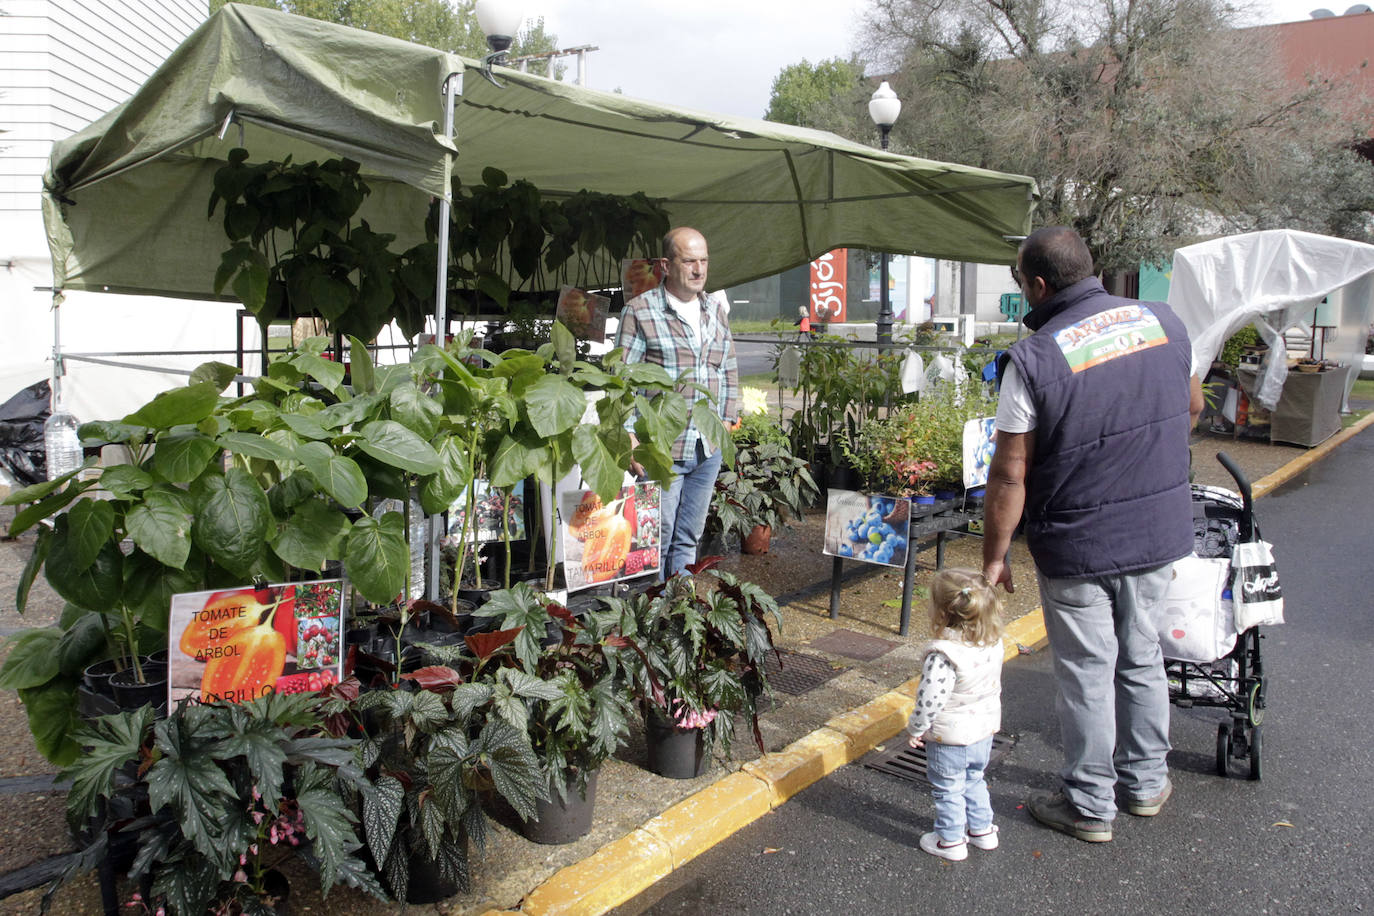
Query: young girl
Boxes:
[{"xmin": 906, "ymin": 567, "xmax": 1004, "ymax": 861}]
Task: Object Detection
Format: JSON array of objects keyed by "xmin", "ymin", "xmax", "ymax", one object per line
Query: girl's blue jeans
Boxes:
[{"xmin": 926, "ymin": 736, "xmax": 995, "ymax": 843}]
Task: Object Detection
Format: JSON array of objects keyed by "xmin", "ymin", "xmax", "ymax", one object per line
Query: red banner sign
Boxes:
[{"xmin": 810, "ymin": 249, "xmax": 846, "ymax": 322}]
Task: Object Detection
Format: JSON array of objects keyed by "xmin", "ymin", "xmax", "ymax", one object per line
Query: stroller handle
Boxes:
[{"xmin": 1214, "ymin": 451, "xmax": 1255, "ymax": 540}]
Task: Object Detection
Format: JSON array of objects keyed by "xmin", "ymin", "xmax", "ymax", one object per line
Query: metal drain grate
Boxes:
[
  {"xmin": 763, "ymin": 649, "xmax": 849, "ymax": 696},
  {"xmin": 862, "ymin": 733, "xmax": 1017, "ymax": 785},
  {"xmin": 807, "ymin": 628, "xmax": 898, "ymax": 662}
]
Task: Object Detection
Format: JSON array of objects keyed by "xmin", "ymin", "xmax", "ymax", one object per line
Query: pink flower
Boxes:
[{"xmin": 671, "ymin": 701, "xmax": 718, "ymax": 729}]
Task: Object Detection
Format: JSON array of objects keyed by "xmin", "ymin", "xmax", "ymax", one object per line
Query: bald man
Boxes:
[{"xmin": 615, "ymin": 227, "xmax": 739, "ymax": 578}]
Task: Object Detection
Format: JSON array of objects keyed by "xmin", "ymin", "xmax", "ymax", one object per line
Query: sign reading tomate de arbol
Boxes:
[{"xmin": 167, "ymin": 579, "xmax": 345, "ymax": 707}]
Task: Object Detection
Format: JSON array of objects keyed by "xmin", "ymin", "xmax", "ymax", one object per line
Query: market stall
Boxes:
[{"xmin": 1168, "ymin": 230, "xmax": 1374, "ymax": 446}]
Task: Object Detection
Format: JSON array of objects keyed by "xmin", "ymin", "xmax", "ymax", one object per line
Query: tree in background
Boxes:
[
  {"xmin": 769, "ymin": 0, "xmax": 1373, "ymax": 272},
  {"xmin": 764, "ymin": 57, "xmax": 865, "ymax": 126},
  {"xmin": 210, "ymin": 0, "xmax": 561, "ymax": 67}
]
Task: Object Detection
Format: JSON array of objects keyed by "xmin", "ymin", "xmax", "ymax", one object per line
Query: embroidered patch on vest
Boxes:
[{"xmin": 1053, "ymin": 305, "xmax": 1168, "ymax": 373}]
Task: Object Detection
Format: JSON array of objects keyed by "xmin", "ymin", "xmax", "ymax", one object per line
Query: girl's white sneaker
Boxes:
[
  {"xmin": 919, "ymin": 831, "xmax": 968, "ymax": 861},
  {"xmin": 967, "ymin": 825, "xmax": 999, "ymax": 850}
]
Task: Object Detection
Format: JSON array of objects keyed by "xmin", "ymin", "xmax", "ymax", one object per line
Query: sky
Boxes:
[{"xmin": 521, "ymin": 0, "xmax": 1352, "ymax": 120}]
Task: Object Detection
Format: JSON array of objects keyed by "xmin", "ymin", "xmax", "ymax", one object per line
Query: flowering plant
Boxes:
[
  {"xmin": 51, "ymin": 693, "xmax": 384, "ymax": 915},
  {"xmin": 605, "ymin": 562, "xmax": 782, "ymax": 758}
]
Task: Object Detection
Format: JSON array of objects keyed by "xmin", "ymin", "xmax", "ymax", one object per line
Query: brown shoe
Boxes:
[
  {"xmin": 1126, "ymin": 778, "xmax": 1173, "ymax": 817},
  {"xmin": 1027, "ymin": 790, "xmax": 1112, "ymax": 842}
]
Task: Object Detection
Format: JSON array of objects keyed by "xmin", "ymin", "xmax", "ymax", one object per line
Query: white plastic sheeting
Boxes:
[{"xmin": 1167, "ymin": 230, "xmax": 1374, "ymax": 410}]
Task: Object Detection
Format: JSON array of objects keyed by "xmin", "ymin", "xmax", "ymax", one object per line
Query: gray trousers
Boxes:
[{"xmin": 1037, "ymin": 564, "xmax": 1175, "ymax": 821}]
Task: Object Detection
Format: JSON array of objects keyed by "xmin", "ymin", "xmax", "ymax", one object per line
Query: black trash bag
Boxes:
[{"xmin": 0, "ymin": 379, "xmax": 52, "ymax": 487}]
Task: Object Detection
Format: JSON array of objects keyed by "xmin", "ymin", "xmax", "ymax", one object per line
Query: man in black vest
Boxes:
[{"xmin": 982, "ymin": 227, "xmax": 1203, "ymax": 843}]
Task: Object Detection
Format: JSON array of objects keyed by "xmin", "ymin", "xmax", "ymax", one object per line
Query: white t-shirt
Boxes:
[
  {"xmin": 994, "ymin": 362, "xmax": 1036, "ymax": 434},
  {"xmin": 665, "ymin": 288, "xmax": 701, "ymax": 342}
]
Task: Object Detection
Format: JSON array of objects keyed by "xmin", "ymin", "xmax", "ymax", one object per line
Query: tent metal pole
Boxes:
[{"xmin": 428, "ymin": 70, "xmax": 463, "ymax": 601}]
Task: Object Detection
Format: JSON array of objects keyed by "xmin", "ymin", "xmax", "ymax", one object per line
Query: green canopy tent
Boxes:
[{"xmin": 43, "ymin": 2, "xmax": 1036, "ymax": 319}]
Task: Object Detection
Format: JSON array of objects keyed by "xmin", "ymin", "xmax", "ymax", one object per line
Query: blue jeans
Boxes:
[
  {"xmin": 1037, "ymin": 564, "xmax": 1175, "ymax": 821},
  {"xmin": 659, "ymin": 440, "xmax": 723, "ymax": 579},
  {"xmin": 926, "ymin": 736, "xmax": 995, "ymax": 843}
]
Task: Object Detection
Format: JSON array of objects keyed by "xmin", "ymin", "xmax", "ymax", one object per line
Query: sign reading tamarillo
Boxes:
[
  {"xmin": 167, "ymin": 579, "xmax": 345, "ymax": 707},
  {"xmin": 558, "ymin": 483, "xmax": 661, "ymax": 591}
]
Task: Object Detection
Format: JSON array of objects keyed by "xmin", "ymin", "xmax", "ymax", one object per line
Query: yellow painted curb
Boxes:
[
  {"xmin": 822, "ymin": 691, "xmax": 912, "ymax": 759},
  {"xmin": 520, "ymin": 828, "xmax": 674, "ymax": 916},
  {"xmin": 640, "ymin": 771, "xmax": 773, "ymax": 868},
  {"xmin": 742, "ymin": 727, "xmax": 851, "ymax": 807},
  {"xmin": 1003, "ymin": 608, "xmax": 1048, "ymax": 658},
  {"xmin": 1250, "ymin": 409, "xmax": 1374, "ymax": 498}
]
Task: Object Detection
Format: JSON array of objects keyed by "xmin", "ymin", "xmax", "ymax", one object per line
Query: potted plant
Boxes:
[
  {"xmin": 604, "ymin": 562, "xmax": 783, "ymax": 779},
  {"xmin": 457, "ymin": 583, "xmax": 637, "ymax": 844},
  {"xmin": 51, "ymin": 691, "xmax": 385, "ymax": 915},
  {"xmin": 707, "ymin": 413, "xmax": 817, "ymax": 555},
  {"xmin": 342, "ymin": 658, "xmax": 544, "ymax": 903}
]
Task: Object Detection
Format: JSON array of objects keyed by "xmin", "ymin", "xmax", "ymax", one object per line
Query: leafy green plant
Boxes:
[
  {"xmin": 451, "ymin": 584, "xmax": 637, "ymax": 801},
  {"xmin": 605, "ymin": 564, "xmax": 782, "ymax": 758},
  {"xmin": 52, "ymin": 692, "xmax": 383, "ymax": 915},
  {"xmin": 345, "ymin": 659, "xmax": 543, "ymax": 901},
  {"xmin": 706, "ymin": 428, "xmax": 818, "ymax": 545},
  {"xmin": 1218, "ymin": 325, "xmax": 1262, "ymax": 371}
]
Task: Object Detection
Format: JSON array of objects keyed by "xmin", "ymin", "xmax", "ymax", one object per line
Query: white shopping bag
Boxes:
[
  {"xmin": 1159, "ymin": 554, "xmax": 1236, "ymax": 663},
  {"xmin": 900, "ymin": 351, "xmax": 925, "ymax": 394},
  {"xmin": 1231, "ymin": 539, "xmax": 1284, "ymax": 630}
]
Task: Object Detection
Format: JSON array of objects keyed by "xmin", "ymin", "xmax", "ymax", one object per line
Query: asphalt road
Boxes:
[{"xmin": 613, "ymin": 431, "xmax": 1374, "ymax": 914}]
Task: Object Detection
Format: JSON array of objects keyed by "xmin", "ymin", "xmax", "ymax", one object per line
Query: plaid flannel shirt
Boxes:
[{"xmin": 615, "ymin": 285, "xmax": 739, "ymax": 461}]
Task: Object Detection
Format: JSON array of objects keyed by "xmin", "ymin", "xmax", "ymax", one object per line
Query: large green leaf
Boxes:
[
  {"xmin": 389, "ymin": 383, "xmax": 441, "ymax": 440},
  {"xmin": 362, "ymin": 774, "xmax": 405, "ymax": 870},
  {"xmin": 0, "ymin": 627, "xmax": 61, "ymax": 689},
  {"xmin": 153, "ymin": 431, "xmax": 222, "ymax": 484},
  {"xmin": 126, "ymin": 486, "xmax": 194, "ymax": 567},
  {"xmin": 419, "ymin": 436, "xmax": 470, "ymax": 515},
  {"xmin": 474, "ymin": 717, "xmax": 542, "ymax": 820},
  {"xmin": 488, "ymin": 433, "xmax": 538, "ymax": 489},
  {"xmin": 219, "ymin": 431, "xmax": 294, "ymax": 462},
  {"xmin": 280, "ymin": 412, "xmax": 332, "ymax": 441},
  {"xmin": 56, "ymin": 613, "xmax": 107, "ymax": 677},
  {"xmin": 356, "ymin": 420, "xmax": 441, "ymax": 475},
  {"xmin": 348, "ymin": 335, "xmax": 376, "ymax": 394},
  {"xmin": 15, "ymin": 523, "xmax": 52, "ymax": 614},
  {"xmin": 45, "ymin": 526, "xmax": 122, "ymax": 612},
  {"xmin": 123, "ymin": 382, "xmax": 222, "ymax": 429},
  {"xmin": 571, "ymin": 425, "xmax": 626, "ymax": 504},
  {"xmin": 121, "ymin": 548, "xmax": 199, "ymax": 630},
  {"xmin": 271, "ymin": 499, "xmax": 350, "ymax": 571},
  {"xmin": 191, "ymin": 468, "xmax": 271, "ymax": 576},
  {"xmin": 62, "ymin": 499, "xmax": 113, "ymax": 573},
  {"xmin": 19, "ymin": 678, "xmax": 83, "ymax": 766},
  {"xmin": 188, "ymin": 360, "xmax": 240, "ymax": 391},
  {"xmin": 344, "ymin": 514, "xmax": 409, "ymax": 604},
  {"xmin": 146, "ymin": 719, "xmax": 239, "ymax": 856},
  {"xmin": 525, "ymin": 374, "xmax": 586, "ymax": 439},
  {"xmin": 297, "ymin": 781, "xmax": 365, "ymax": 894},
  {"xmin": 692, "ymin": 399, "xmax": 736, "ymax": 468},
  {"xmin": 6, "ymin": 477, "xmax": 95, "ymax": 537},
  {"xmin": 295, "ymin": 441, "xmax": 368, "ymax": 508},
  {"xmin": 98, "ymin": 464, "xmax": 154, "ymax": 498},
  {"xmin": 293, "ymin": 352, "xmax": 347, "ymax": 392},
  {"xmin": 315, "ymin": 393, "xmax": 382, "ymax": 430},
  {"xmin": 59, "ymin": 705, "xmax": 153, "ymax": 819}
]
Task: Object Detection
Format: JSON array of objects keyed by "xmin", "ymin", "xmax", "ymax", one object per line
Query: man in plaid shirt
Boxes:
[{"xmin": 616, "ymin": 227, "xmax": 739, "ymax": 578}]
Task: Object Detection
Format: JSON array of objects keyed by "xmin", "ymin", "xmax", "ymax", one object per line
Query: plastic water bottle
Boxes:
[
  {"xmin": 43, "ymin": 410, "xmax": 83, "ymax": 480},
  {"xmin": 407, "ymin": 498, "xmax": 428, "ymax": 600}
]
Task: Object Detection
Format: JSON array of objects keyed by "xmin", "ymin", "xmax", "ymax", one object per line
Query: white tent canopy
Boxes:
[{"xmin": 1167, "ymin": 229, "xmax": 1374, "ymax": 409}]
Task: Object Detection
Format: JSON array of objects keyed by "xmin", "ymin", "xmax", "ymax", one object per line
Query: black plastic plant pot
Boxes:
[
  {"xmin": 644, "ymin": 707, "xmax": 709, "ymax": 779},
  {"xmin": 519, "ymin": 769, "xmax": 599, "ymax": 845},
  {"xmin": 109, "ymin": 668, "xmax": 168, "ymax": 715},
  {"xmin": 81, "ymin": 658, "xmax": 122, "ymax": 698},
  {"xmin": 457, "ymin": 578, "xmax": 502, "ymax": 607}
]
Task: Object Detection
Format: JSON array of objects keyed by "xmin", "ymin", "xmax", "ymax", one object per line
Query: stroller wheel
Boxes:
[
  {"xmin": 1248, "ymin": 725, "xmax": 1262, "ymax": 781},
  {"xmin": 1247, "ymin": 681, "xmax": 1265, "ymax": 726},
  {"xmin": 1216, "ymin": 723, "xmax": 1231, "ymax": 778}
]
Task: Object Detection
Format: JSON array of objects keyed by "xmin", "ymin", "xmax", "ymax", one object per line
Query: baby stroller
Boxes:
[{"xmin": 1159, "ymin": 452, "xmax": 1271, "ymax": 781}]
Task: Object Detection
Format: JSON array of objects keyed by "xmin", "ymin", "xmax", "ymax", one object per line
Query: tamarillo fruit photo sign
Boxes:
[{"xmin": 167, "ymin": 579, "xmax": 345, "ymax": 706}]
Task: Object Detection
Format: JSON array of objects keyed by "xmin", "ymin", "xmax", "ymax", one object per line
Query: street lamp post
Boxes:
[
  {"xmin": 475, "ymin": 0, "xmax": 524, "ymax": 85},
  {"xmin": 868, "ymin": 81, "xmax": 901, "ymax": 347}
]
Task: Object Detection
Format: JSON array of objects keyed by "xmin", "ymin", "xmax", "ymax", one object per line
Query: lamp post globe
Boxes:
[
  {"xmin": 476, "ymin": 0, "xmax": 523, "ymax": 54},
  {"xmin": 868, "ymin": 81, "xmax": 902, "ymax": 346}
]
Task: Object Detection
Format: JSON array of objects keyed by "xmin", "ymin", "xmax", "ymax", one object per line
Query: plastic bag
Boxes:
[
  {"xmin": 1159, "ymin": 554, "xmax": 1236, "ymax": 663},
  {"xmin": 899, "ymin": 351, "xmax": 925, "ymax": 394},
  {"xmin": 0, "ymin": 379, "xmax": 52, "ymax": 487},
  {"xmin": 1232, "ymin": 539, "xmax": 1284, "ymax": 629}
]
